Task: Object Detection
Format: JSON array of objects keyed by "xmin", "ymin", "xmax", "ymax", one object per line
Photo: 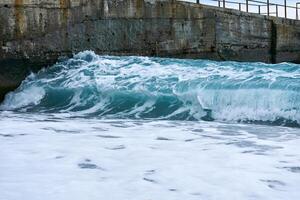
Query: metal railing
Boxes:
[
  {"xmin": 297, "ymin": 2, "xmax": 300, "ymax": 19},
  {"xmin": 187, "ymin": 0, "xmax": 300, "ymax": 20}
]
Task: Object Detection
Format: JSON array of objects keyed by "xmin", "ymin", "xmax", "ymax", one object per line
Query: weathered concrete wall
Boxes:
[
  {"xmin": 215, "ymin": 9, "xmax": 272, "ymax": 63},
  {"xmin": 0, "ymin": 0, "xmax": 300, "ymax": 101},
  {"xmin": 273, "ymin": 18, "xmax": 300, "ymax": 63}
]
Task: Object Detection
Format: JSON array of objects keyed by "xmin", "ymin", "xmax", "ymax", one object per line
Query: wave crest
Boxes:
[{"xmin": 1, "ymin": 51, "xmax": 300, "ymax": 127}]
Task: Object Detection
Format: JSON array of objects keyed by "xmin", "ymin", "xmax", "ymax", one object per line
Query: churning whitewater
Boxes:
[
  {"xmin": 1, "ymin": 51, "xmax": 299, "ymax": 126},
  {"xmin": 1, "ymin": 51, "xmax": 300, "ymax": 200}
]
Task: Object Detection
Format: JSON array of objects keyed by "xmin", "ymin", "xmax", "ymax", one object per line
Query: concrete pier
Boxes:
[{"xmin": 0, "ymin": 0, "xmax": 300, "ymax": 101}]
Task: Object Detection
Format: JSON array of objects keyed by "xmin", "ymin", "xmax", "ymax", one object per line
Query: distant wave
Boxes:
[{"xmin": 1, "ymin": 51, "xmax": 300, "ymax": 127}]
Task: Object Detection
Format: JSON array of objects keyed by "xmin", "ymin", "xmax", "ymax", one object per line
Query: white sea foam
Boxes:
[
  {"xmin": 0, "ymin": 113, "xmax": 299, "ymax": 200},
  {"xmin": 0, "ymin": 85, "xmax": 45, "ymax": 110}
]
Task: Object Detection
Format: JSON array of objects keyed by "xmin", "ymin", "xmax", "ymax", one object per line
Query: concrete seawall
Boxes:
[{"xmin": 0, "ymin": 0, "xmax": 300, "ymax": 101}]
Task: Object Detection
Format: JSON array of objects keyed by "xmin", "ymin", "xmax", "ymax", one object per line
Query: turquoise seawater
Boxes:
[
  {"xmin": 0, "ymin": 51, "xmax": 300, "ymax": 200},
  {"xmin": 1, "ymin": 51, "xmax": 300, "ymax": 126}
]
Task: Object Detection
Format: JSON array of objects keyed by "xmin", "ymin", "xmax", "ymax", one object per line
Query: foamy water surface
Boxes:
[{"xmin": 0, "ymin": 51, "xmax": 300, "ymax": 199}]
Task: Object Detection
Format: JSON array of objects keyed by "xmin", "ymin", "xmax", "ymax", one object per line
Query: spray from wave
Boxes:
[{"xmin": 1, "ymin": 51, "xmax": 300, "ymax": 127}]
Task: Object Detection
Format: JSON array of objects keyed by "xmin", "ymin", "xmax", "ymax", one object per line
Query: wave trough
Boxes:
[{"xmin": 1, "ymin": 51, "xmax": 300, "ymax": 126}]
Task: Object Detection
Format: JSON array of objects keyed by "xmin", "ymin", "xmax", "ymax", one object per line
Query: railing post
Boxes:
[
  {"xmin": 284, "ymin": 0, "xmax": 287, "ymax": 18},
  {"xmin": 218, "ymin": 0, "xmax": 221, "ymax": 7},
  {"xmin": 297, "ymin": 3, "xmax": 299, "ymax": 20},
  {"xmin": 246, "ymin": 0, "xmax": 248, "ymax": 12},
  {"xmin": 223, "ymin": 0, "xmax": 225, "ymax": 8},
  {"xmin": 258, "ymin": 5, "xmax": 261, "ymax": 14},
  {"xmin": 196, "ymin": 0, "xmax": 200, "ymax": 4},
  {"xmin": 239, "ymin": 3, "xmax": 241, "ymax": 11},
  {"xmin": 267, "ymin": 0, "xmax": 270, "ymax": 16},
  {"xmin": 276, "ymin": 4, "xmax": 278, "ymax": 17}
]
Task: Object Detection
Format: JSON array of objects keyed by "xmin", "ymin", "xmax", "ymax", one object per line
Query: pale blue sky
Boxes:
[{"xmin": 179, "ymin": 0, "xmax": 299, "ymax": 19}]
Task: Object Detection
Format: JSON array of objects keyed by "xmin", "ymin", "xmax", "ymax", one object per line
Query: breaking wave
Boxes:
[{"xmin": 1, "ymin": 51, "xmax": 300, "ymax": 127}]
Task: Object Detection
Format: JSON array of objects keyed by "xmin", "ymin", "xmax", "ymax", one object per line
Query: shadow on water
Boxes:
[
  {"xmin": 238, "ymin": 118, "xmax": 300, "ymax": 129},
  {"xmin": 200, "ymin": 109, "xmax": 299, "ymax": 129}
]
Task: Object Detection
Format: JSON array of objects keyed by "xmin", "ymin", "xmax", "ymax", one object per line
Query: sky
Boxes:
[{"xmin": 179, "ymin": 0, "xmax": 299, "ymax": 19}]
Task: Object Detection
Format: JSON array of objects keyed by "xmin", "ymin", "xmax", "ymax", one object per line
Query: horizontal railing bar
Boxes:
[
  {"xmin": 210, "ymin": 0, "xmax": 266, "ymax": 6},
  {"xmin": 210, "ymin": 0, "xmax": 266, "ymax": 7},
  {"xmin": 211, "ymin": 0, "xmax": 298, "ymax": 9}
]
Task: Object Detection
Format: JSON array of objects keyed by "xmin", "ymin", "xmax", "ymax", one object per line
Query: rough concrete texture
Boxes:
[{"xmin": 0, "ymin": 0, "xmax": 300, "ymax": 101}]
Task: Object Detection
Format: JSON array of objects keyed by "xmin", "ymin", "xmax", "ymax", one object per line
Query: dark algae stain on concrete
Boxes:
[
  {"xmin": 270, "ymin": 21, "xmax": 277, "ymax": 64},
  {"xmin": 60, "ymin": 0, "xmax": 70, "ymax": 25},
  {"xmin": 14, "ymin": 0, "xmax": 25, "ymax": 38}
]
